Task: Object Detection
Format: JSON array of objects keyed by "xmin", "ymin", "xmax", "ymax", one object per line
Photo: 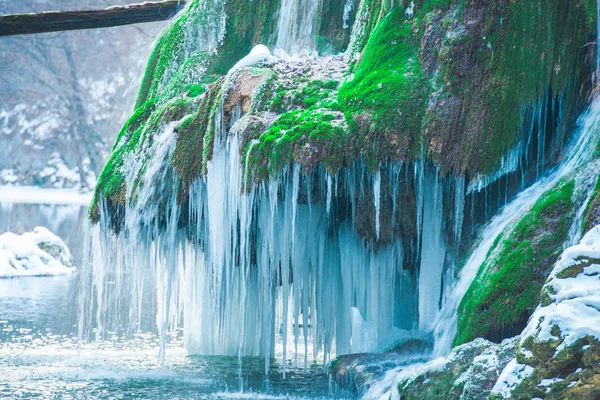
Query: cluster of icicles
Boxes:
[
  {"xmin": 78, "ymin": 98, "xmax": 461, "ymax": 371},
  {"xmin": 78, "ymin": 88, "xmax": 600, "ymax": 376}
]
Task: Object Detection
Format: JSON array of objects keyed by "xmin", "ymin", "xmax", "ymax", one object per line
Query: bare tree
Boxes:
[{"xmin": 0, "ymin": 0, "xmax": 164, "ymax": 189}]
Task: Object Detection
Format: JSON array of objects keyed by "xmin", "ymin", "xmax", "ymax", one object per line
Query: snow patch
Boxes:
[
  {"xmin": 0, "ymin": 227, "xmax": 75, "ymax": 278},
  {"xmin": 521, "ymin": 226, "xmax": 600, "ymax": 351},
  {"xmin": 230, "ymin": 45, "xmax": 274, "ymax": 73},
  {"xmin": 493, "ymin": 225, "xmax": 600, "ymax": 397},
  {"xmin": 492, "ymin": 360, "xmax": 535, "ymax": 398}
]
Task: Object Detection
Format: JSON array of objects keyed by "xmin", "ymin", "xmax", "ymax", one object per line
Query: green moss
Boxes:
[
  {"xmin": 159, "ymin": 52, "xmax": 216, "ymax": 100},
  {"xmin": 211, "ymin": 0, "xmax": 280, "ymax": 75},
  {"xmin": 243, "ymin": 75, "xmax": 351, "ymax": 180},
  {"xmin": 454, "ymin": 179, "xmax": 576, "ymax": 346},
  {"xmin": 582, "ymin": 176, "xmax": 600, "ymax": 234},
  {"xmin": 135, "ymin": 1, "xmax": 196, "ymax": 108},
  {"xmin": 185, "ymin": 84, "xmax": 206, "ymax": 98},
  {"xmin": 245, "ymin": 106, "xmax": 349, "ymax": 181},
  {"xmin": 436, "ymin": 0, "xmax": 593, "ymax": 175},
  {"xmin": 89, "ymin": 97, "xmax": 195, "ymax": 221},
  {"xmin": 135, "ymin": 0, "xmax": 280, "ymax": 110},
  {"xmin": 93, "ymin": 100, "xmax": 157, "ymax": 204},
  {"xmin": 171, "ymin": 78, "xmax": 224, "ymax": 190},
  {"xmin": 339, "ymin": 7, "xmax": 430, "ymax": 163},
  {"xmin": 344, "ymin": 0, "xmax": 593, "ymax": 176}
]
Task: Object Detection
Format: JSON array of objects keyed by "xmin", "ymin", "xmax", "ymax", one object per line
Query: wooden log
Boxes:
[{"xmin": 0, "ymin": 1, "xmax": 188, "ymax": 37}]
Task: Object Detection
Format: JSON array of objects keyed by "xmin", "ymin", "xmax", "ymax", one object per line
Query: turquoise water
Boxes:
[{"xmin": 0, "ymin": 276, "xmax": 350, "ymax": 399}]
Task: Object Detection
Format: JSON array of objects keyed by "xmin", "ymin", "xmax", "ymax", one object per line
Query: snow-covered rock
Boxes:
[
  {"xmin": 393, "ymin": 337, "xmax": 517, "ymax": 400},
  {"xmin": 0, "ymin": 227, "xmax": 76, "ymax": 278},
  {"xmin": 230, "ymin": 44, "xmax": 274, "ymax": 73},
  {"xmin": 491, "ymin": 225, "xmax": 600, "ymax": 399}
]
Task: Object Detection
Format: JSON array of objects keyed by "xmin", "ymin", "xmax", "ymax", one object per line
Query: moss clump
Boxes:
[
  {"xmin": 243, "ymin": 76, "xmax": 350, "ymax": 181},
  {"xmin": 339, "ymin": 6, "xmax": 430, "ymax": 163},
  {"xmin": 343, "ymin": 0, "xmax": 593, "ymax": 176},
  {"xmin": 454, "ymin": 179, "xmax": 576, "ymax": 346},
  {"xmin": 89, "ymin": 97, "xmax": 194, "ymax": 222},
  {"xmin": 171, "ymin": 78, "xmax": 225, "ymax": 192},
  {"xmin": 245, "ymin": 106, "xmax": 348, "ymax": 181},
  {"xmin": 432, "ymin": 0, "xmax": 594, "ymax": 175},
  {"xmin": 135, "ymin": 1, "xmax": 198, "ymax": 108},
  {"xmin": 136, "ymin": 0, "xmax": 280, "ymax": 109}
]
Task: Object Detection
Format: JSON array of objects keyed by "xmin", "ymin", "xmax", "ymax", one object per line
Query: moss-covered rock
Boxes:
[
  {"xmin": 396, "ymin": 337, "xmax": 517, "ymax": 400},
  {"xmin": 339, "ymin": 6, "xmax": 430, "ymax": 166},
  {"xmin": 491, "ymin": 226, "xmax": 600, "ymax": 399},
  {"xmin": 92, "ymin": 0, "xmax": 596, "ymax": 230},
  {"xmin": 342, "ymin": 0, "xmax": 595, "ymax": 177},
  {"xmin": 454, "ymin": 179, "xmax": 577, "ymax": 346}
]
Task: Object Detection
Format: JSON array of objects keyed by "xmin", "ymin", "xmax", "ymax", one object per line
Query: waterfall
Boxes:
[
  {"xmin": 77, "ymin": 1, "xmax": 600, "ymax": 390},
  {"xmin": 82, "ymin": 86, "xmax": 438, "ymax": 366},
  {"xmin": 359, "ymin": 87, "xmax": 600, "ymax": 400},
  {"xmin": 432, "ymin": 98, "xmax": 600, "ymax": 356},
  {"xmin": 82, "ymin": 77, "xmax": 473, "ymax": 367},
  {"xmin": 276, "ymin": 0, "xmax": 322, "ymax": 56}
]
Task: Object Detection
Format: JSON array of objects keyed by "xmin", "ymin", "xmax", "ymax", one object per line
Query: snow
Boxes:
[
  {"xmin": 521, "ymin": 226, "xmax": 600, "ymax": 352},
  {"xmin": 0, "ymin": 227, "xmax": 75, "ymax": 278},
  {"xmin": 0, "ymin": 169, "xmax": 18, "ymax": 184},
  {"xmin": 492, "ymin": 360, "xmax": 535, "ymax": 398},
  {"xmin": 0, "ymin": 186, "xmax": 92, "ymax": 205},
  {"xmin": 539, "ymin": 378, "xmax": 563, "ymax": 387},
  {"xmin": 229, "ymin": 45, "xmax": 274, "ymax": 73}
]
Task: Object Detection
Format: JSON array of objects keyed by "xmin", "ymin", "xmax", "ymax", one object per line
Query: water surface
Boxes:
[{"xmin": 0, "ymin": 275, "xmax": 349, "ymax": 399}]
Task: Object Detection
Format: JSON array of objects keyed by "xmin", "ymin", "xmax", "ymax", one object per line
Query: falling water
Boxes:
[
  {"xmin": 276, "ymin": 0, "xmax": 322, "ymax": 55},
  {"xmin": 432, "ymin": 98, "xmax": 600, "ymax": 357},
  {"xmin": 373, "ymin": 171, "xmax": 381, "ymax": 240},
  {"xmin": 597, "ymin": 0, "xmax": 600, "ymax": 85}
]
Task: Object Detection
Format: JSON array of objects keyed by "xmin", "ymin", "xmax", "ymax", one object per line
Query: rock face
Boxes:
[
  {"xmin": 0, "ymin": 227, "xmax": 75, "ymax": 278},
  {"xmin": 329, "ymin": 332, "xmax": 433, "ymax": 395},
  {"xmin": 92, "ymin": 0, "xmax": 596, "ymax": 225},
  {"xmin": 491, "ymin": 226, "xmax": 600, "ymax": 400},
  {"xmin": 394, "ymin": 338, "xmax": 517, "ymax": 400}
]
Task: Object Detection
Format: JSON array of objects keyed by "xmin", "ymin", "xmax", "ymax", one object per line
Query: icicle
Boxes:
[
  {"xmin": 454, "ymin": 177, "xmax": 465, "ymax": 245},
  {"xmin": 418, "ymin": 169, "xmax": 447, "ymax": 331},
  {"xmin": 414, "ymin": 160, "xmax": 425, "ymax": 251},
  {"xmin": 373, "ymin": 170, "xmax": 381, "ymax": 240},
  {"xmin": 326, "ymin": 173, "xmax": 332, "ymax": 216}
]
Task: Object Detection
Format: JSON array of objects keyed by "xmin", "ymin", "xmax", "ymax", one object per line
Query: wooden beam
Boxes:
[{"xmin": 0, "ymin": 1, "xmax": 188, "ymax": 37}]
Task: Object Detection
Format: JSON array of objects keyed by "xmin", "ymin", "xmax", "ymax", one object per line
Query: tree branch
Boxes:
[{"xmin": 0, "ymin": 1, "xmax": 187, "ymax": 37}]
